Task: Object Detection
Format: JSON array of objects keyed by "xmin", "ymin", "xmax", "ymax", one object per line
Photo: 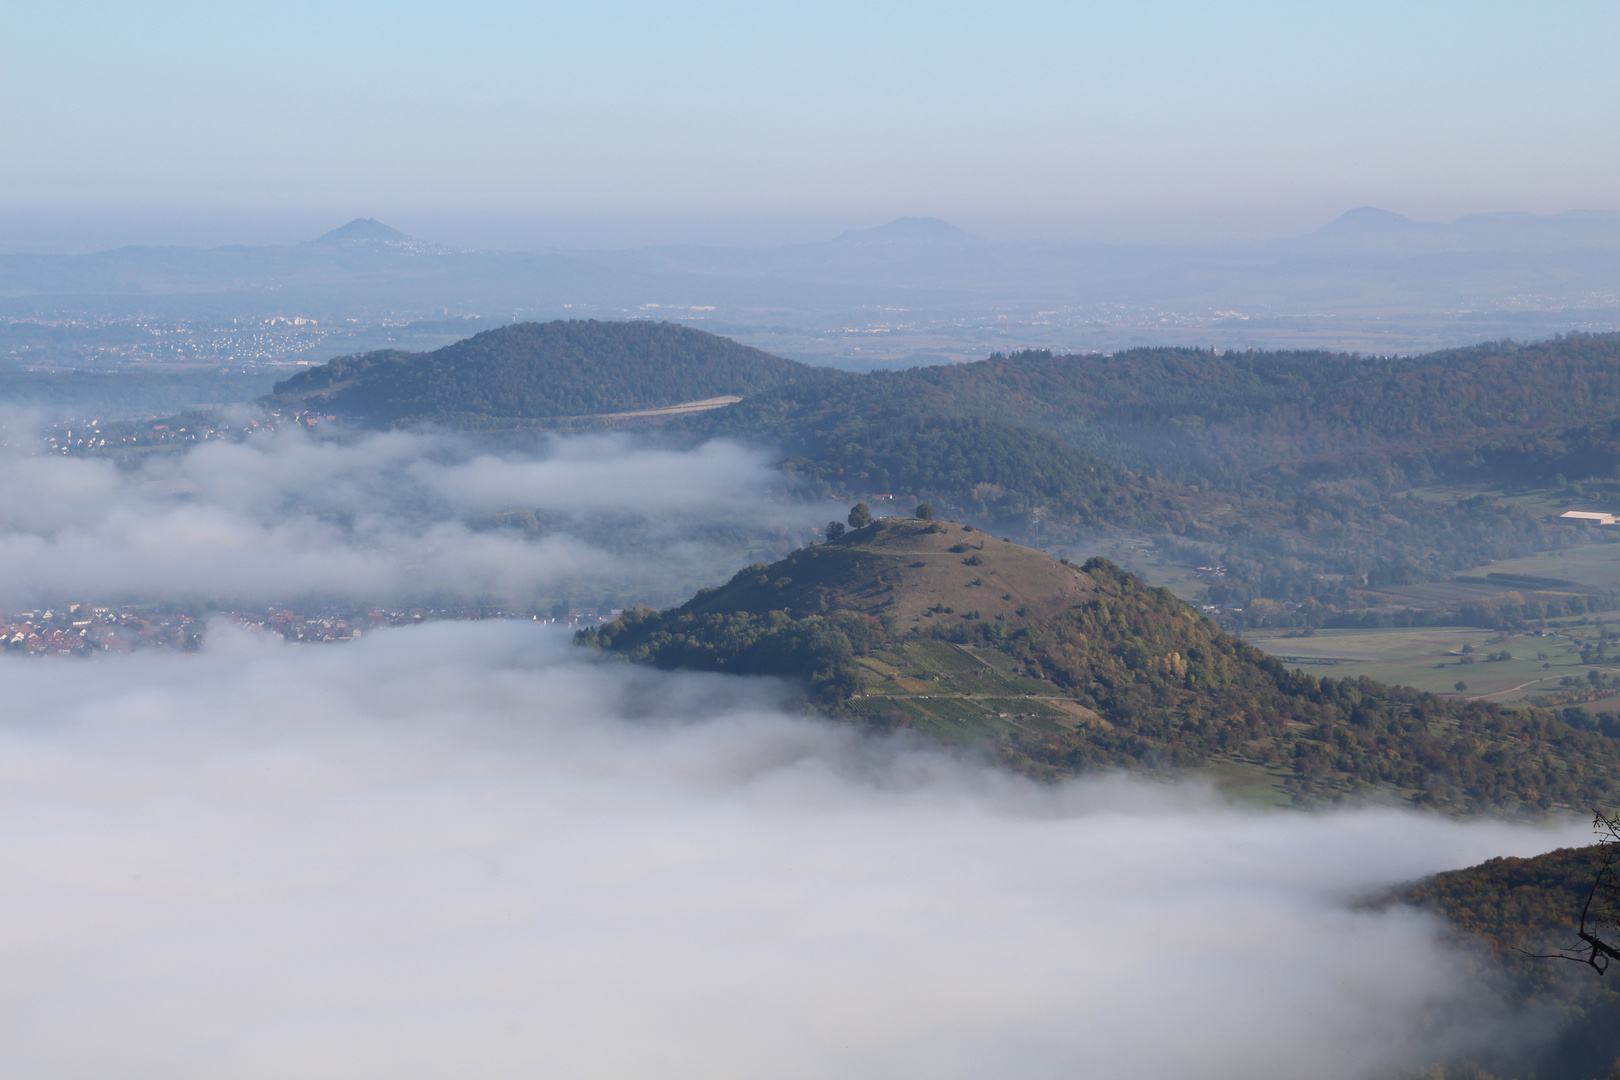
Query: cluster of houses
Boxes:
[
  {"xmin": 40, "ymin": 409, "xmax": 339, "ymax": 456},
  {"xmin": 1, "ymin": 602, "xmax": 600, "ymax": 657},
  {"xmin": 2, "ymin": 605, "xmax": 187, "ymax": 656}
]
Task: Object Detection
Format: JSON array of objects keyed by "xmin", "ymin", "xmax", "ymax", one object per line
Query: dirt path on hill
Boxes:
[{"xmin": 595, "ymin": 395, "xmax": 742, "ymax": 421}]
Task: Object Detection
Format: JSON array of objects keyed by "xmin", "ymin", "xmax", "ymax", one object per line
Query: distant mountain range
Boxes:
[
  {"xmin": 3, "ymin": 209, "xmax": 1616, "ymax": 346},
  {"xmin": 1314, "ymin": 205, "xmax": 1620, "ymax": 251}
]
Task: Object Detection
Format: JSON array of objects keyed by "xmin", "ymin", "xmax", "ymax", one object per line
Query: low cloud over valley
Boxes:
[{"xmin": 0, "ymin": 621, "xmax": 1588, "ymax": 1078}]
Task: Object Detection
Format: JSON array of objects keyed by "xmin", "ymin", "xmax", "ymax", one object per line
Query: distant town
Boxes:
[
  {"xmin": 1, "ymin": 602, "xmax": 613, "ymax": 657},
  {"xmin": 36, "ymin": 407, "xmax": 336, "ymax": 455},
  {"xmin": 0, "ymin": 314, "xmax": 479, "ymax": 371}
]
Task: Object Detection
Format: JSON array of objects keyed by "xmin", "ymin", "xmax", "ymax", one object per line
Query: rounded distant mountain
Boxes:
[{"xmin": 270, "ymin": 319, "xmax": 809, "ymax": 425}]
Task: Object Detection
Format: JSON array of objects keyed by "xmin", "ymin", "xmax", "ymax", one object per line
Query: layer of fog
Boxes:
[
  {"xmin": 0, "ymin": 423, "xmax": 826, "ymax": 607},
  {"xmin": 0, "ymin": 621, "xmax": 1585, "ymax": 1079},
  {"xmin": 1, "ymin": 399, "xmax": 1594, "ymax": 1078}
]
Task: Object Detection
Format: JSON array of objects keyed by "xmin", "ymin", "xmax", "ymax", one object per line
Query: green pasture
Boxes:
[
  {"xmin": 1193, "ymin": 760, "xmax": 1295, "ymax": 809},
  {"xmin": 1365, "ymin": 579, "xmax": 1533, "ymax": 610},
  {"xmin": 1244, "ymin": 625, "xmax": 1618, "ymax": 702},
  {"xmin": 1398, "ymin": 485, "xmax": 1579, "ymax": 518},
  {"xmin": 1470, "ymin": 542, "xmax": 1620, "ymax": 592}
]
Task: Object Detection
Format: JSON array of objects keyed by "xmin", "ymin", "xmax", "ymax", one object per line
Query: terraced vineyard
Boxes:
[{"xmin": 850, "ymin": 640, "xmax": 1100, "ymax": 744}]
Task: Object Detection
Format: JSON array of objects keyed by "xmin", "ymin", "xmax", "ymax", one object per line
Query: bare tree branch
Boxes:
[{"xmin": 1531, "ymin": 810, "xmax": 1620, "ymax": 975}]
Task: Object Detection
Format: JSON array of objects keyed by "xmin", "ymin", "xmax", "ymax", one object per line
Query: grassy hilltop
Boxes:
[{"xmin": 581, "ymin": 516, "xmax": 1620, "ymax": 813}]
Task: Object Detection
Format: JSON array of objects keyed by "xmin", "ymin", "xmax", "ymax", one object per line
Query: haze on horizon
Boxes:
[{"xmin": 2, "ymin": 0, "xmax": 1616, "ymax": 252}]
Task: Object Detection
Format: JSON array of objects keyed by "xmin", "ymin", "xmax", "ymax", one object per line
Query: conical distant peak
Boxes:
[{"xmin": 314, "ymin": 218, "xmax": 410, "ymax": 244}]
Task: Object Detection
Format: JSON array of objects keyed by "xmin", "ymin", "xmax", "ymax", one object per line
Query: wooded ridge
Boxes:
[{"xmin": 277, "ymin": 322, "xmax": 1620, "ymax": 618}]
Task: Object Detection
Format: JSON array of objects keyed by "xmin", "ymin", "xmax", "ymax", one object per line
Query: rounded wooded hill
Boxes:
[
  {"xmin": 680, "ymin": 517, "xmax": 1096, "ymax": 627},
  {"xmin": 269, "ymin": 319, "xmax": 811, "ymax": 424}
]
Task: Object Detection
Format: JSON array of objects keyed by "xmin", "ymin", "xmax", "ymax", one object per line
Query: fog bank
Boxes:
[
  {"xmin": 0, "ymin": 428, "xmax": 821, "ymax": 606},
  {"xmin": 0, "ymin": 621, "xmax": 1586, "ymax": 1079}
]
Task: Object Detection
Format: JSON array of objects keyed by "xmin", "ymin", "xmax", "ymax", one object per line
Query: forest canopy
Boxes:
[{"xmin": 271, "ymin": 319, "xmax": 815, "ymax": 422}]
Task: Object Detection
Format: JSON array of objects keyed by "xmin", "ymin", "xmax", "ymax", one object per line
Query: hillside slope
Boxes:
[
  {"xmin": 847, "ymin": 334, "xmax": 1620, "ymax": 486},
  {"xmin": 270, "ymin": 319, "xmax": 819, "ymax": 423},
  {"xmin": 581, "ymin": 517, "xmax": 1620, "ymax": 811},
  {"xmin": 1389, "ymin": 844, "xmax": 1620, "ymax": 1080}
]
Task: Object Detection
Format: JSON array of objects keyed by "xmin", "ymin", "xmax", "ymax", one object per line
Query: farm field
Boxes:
[
  {"xmin": 1360, "ymin": 578, "xmax": 1541, "ymax": 610},
  {"xmin": 1471, "ymin": 540, "xmax": 1620, "ymax": 591},
  {"xmin": 1242, "ymin": 625, "xmax": 1612, "ymax": 702},
  {"xmin": 1397, "ymin": 484, "xmax": 1582, "ymax": 518}
]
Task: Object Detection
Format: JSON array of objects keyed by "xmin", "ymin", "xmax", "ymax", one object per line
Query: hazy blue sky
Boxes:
[{"xmin": 1, "ymin": 0, "xmax": 1616, "ymax": 248}]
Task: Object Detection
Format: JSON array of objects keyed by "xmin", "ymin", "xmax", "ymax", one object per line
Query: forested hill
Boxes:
[
  {"xmin": 270, "ymin": 319, "xmax": 821, "ymax": 423},
  {"xmin": 270, "ymin": 324, "xmax": 1620, "ymax": 610},
  {"xmin": 269, "ymin": 318, "xmax": 1179, "ymax": 533},
  {"xmin": 580, "ymin": 516, "xmax": 1620, "ymax": 814},
  {"xmin": 823, "ymin": 333, "xmax": 1620, "ymax": 484},
  {"xmin": 682, "ymin": 333, "xmax": 1620, "ymax": 601},
  {"xmin": 1390, "ymin": 845, "xmax": 1620, "ymax": 1080},
  {"xmin": 277, "ymin": 325, "xmax": 1620, "ymax": 475}
]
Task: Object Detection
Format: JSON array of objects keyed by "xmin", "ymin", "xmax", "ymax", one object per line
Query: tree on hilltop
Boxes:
[{"xmin": 848, "ymin": 502, "xmax": 873, "ymax": 529}]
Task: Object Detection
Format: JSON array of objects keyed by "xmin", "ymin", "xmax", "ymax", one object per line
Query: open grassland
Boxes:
[
  {"xmin": 1361, "ymin": 578, "xmax": 1546, "ymax": 610},
  {"xmin": 1398, "ymin": 484, "xmax": 1586, "ymax": 518},
  {"xmin": 1194, "ymin": 760, "xmax": 1295, "ymax": 809}
]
